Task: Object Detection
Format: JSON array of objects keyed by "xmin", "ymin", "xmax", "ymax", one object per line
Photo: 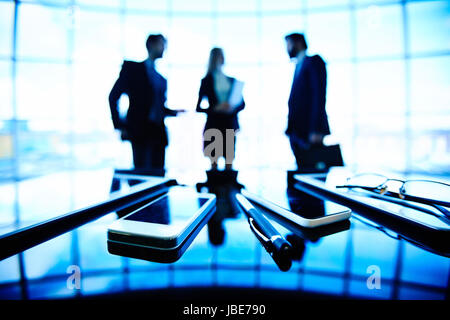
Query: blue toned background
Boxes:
[
  {"xmin": 0, "ymin": 0, "xmax": 449, "ymax": 301},
  {"xmin": 0, "ymin": 0, "xmax": 449, "ymax": 180}
]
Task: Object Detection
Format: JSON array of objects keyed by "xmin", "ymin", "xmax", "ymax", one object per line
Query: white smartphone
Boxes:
[
  {"xmin": 241, "ymin": 187, "xmax": 351, "ymax": 228},
  {"xmin": 107, "ymin": 186, "xmax": 216, "ymax": 262}
]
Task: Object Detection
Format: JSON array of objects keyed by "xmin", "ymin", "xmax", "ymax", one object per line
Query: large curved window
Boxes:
[{"xmin": 0, "ymin": 0, "xmax": 449, "ymax": 180}]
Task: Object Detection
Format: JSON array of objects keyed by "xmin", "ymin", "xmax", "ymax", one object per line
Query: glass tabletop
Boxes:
[{"xmin": 0, "ymin": 168, "xmax": 448, "ymax": 300}]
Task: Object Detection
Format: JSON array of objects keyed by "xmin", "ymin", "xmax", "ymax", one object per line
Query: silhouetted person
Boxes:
[
  {"xmin": 197, "ymin": 170, "xmax": 243, "ymax": 246},
  {"xmin": 109, "ymin": 34, "xmax": 184, "ymax": 173},
  {"xmin": 285, "ymin": 33, "xmax": 330, "ymax": 169},
  {"xmin": 196, "ymin": 48, "xmax": 245, "ymax": 170}
]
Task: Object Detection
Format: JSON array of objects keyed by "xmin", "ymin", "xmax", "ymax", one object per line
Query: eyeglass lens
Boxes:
[
  {"xmin": 401, "ymin": 180, "xmax": 450, "ymax": 204},
  {"xmin": 346, "ymin": 174, "xmax": 387, "ymax": 189}
]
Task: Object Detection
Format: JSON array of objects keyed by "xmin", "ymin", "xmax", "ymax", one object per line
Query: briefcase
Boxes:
[{"xmin": 296, "ymin": 144, "xmax": 344, "ymax": 172}]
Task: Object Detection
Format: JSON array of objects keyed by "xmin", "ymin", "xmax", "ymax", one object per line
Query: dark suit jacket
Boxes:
[
  {"xmin": 109, "ymin": 60, "xmax": 177, "ymax": 145},
  {"xmin": 286, "ymin": 55, "xmax": 330, "ymax": 141},
  {"xmin": 196, "ymin": 73, "xmax": 245, "ymax": 131}
]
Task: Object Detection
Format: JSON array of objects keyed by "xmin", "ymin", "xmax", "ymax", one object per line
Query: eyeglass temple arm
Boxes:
[
  {"xmin": 432, "ymin": 204, "xmax": 450, "ymax": 218},
  {"xmin": 400, "ymin": 193, "xmax": 450, "ymax": 210},
  {"xmin": 336, "ymin": 185, "xmax": 380, "ymax": 192},
  {"xmin": 358, "ymin": 189, "xmax": 450, "ymax": 223},
  {"xmin": 338, "ymin": 179, "xmax": 450, "ymax": 213}
]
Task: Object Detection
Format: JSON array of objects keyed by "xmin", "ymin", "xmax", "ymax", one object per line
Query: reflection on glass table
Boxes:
[
  {"xmin": 0, "ymin": 168, "xmax": 448, "ymax": 300},
  {"xmin": 294, "ymin": 168, "xmax": 450, "ymax": 255}
]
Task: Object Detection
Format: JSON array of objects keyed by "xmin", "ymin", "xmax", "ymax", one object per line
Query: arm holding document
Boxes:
[
  {"xmin": 213, "ymin": 79, "xmax": 245, "ymax": 114},
  {"xmin": 221, "ymin": 79, "xmax": 245, "ymax": 115},
  {"xmin": 228, "ymin": 80, "xmax": 244, "ymax": 110}
]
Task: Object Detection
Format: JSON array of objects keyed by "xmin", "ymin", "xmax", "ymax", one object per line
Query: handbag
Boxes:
[{"xmin": 296, "ymin": 144, "xmax": 344, "ymax": 172}]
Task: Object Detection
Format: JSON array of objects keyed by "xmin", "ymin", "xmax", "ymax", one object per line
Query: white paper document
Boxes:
[{"xmin": 228, "ymin": 80, "xmax": 244, "ymax": 108}]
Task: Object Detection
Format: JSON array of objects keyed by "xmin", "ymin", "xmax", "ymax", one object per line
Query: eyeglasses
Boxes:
[{"xmin": 336, "ymin": 173, "xmax": 450, "ymax": 209}]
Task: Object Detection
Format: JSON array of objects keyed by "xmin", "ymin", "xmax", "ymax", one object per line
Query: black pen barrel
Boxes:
[
  {"xmin": 271, "ymin": 237, "xmax": 292, "ymax": 259},
  {"xmin": 247, "ymin": 208, "xmax": 280, "ymax": 239},
  {"xmin": 247, "ymin": 208, "xmax": 293, "ymax": 256},
  {"xmin": 236, "ymin": 193, "xmax": 293, "ymax": 272},
  {"xmin": 236, "ymin": 194, "xmax": 292, "ymax": 254}
]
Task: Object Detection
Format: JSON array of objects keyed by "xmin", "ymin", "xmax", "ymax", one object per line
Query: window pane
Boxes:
[
  {"xmin": 73, "ymin": 10, "xmax": 122, "ymax": 63},
  {"xmin": 172, "ymin": 0, "xmax": 213, "ymax": 13},
  {"xmin": 354, "ymin": 0, "xmax": 400, "ymax": 4},
  {"xmin": 356, "ymin": 5, "xmax": 404, "ymax": 58},
  {"xmin": 356, "ymin": 60, "xmax": 406, "ymax": 116},
  {"xmin": 166, "ymin": 66, "xmax": 205, "ymax": 112},
  {"xmin": 354, "ymin": 123, "xmax": 407, "ymax": 171},
  {"xmin": 28, "ymin": 0, "xmax": 70, "ymax": 5},
  {"xmin": 217, "ymin": 0, "xmax": 257, "ymax": 12},
  {"xmin": 261, "ymin": 14, "xmax": 305, "ymax": 63},
  {"xmin": 233, "ymin": 65, "xmax": 295, "ymax": 169},
  {"xmin": 410, "ymin": 56, "xmax": 450, "ymax": 114},
  {"xmin": 0, "ymin": 2, "xmax": 14, "ymax": 57},
  {"xmin": 17, "ymin": 4, "xmax": 69, "ymax": 60},
  {"xmin": 306, "ymin": 0, "xmax": 349, "ymax": 9},
  {"xmin": 16, "ymin": 62, "xmax": 70, "ymax": 120},
  {"xmin": 126, "ymin": 0, "xmax": 168, "ymax": 11},
  {"xmin": 408, "ymin": 1, "xmax": 450, "ymax": 54},
  {"xmin": 165, "ymin": 112, "xmax": 205, "ymax": 172},
  {"xmin": 76, "ymin": 0, "xmax": 121, "ymax": 8},
  {"xmin": 0, "ymin": 121, "xmax": 14, "ymax": 180},
  {"xmin": 238, "ymin": 117, "xmax": 294, "ymax": 169},
  {"xmin": 410, "ymin": 114, "xmax": 450, "ymax": 173},
  {"xmin": 216, "ymin": 16, "xmax": 259, "ymax": 64},
  {"xmin": 411, "ymin": 114, "xmax": 450, "ymax": 133},
  {"xmin": 0, "ymin": 62, "xmax": 12, "ymax": 120},
  {"xmin": 17, "ymin": 120, "xmax": 72, "ymax": 178},
  {"xmin": 260, "ymin": 64, "xmax": 292, "ymax": 119},
  {"xmin": 306, "ymin": 10, "xmax": 352, "ymax": 61},
  {"xmin": 168, "ymin": 17, "xmax": 213, "ymax": 65},
  {"xmin": 326, "ymin": 61, "xmax": 354, "ymax": 118},
  {"xmin": 325, "ymin": 62, "xmax": 355, "ymax": 162},
  {"xmin": 123, "ymin": 14, "xmax": 169, "ymax": 62},
  {"xmin": 16, "ymin": 171, "xmax": 72, "ymax": 222},
  {"xmin": 73, "ymin": 62, "xmax": 120, "ymax": 128},
  {"xmin": 262, "ymin": 0, "xmax": 302, "ymax": 12}
]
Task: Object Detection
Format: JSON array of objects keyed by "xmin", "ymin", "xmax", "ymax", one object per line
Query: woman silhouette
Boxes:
[{"xmin": 196, "ymin": 48, "xmax": 245, "ymax": 170}]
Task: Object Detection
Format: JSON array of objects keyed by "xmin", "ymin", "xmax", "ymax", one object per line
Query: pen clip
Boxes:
[
  {"xmin": 248, "ymin": 217, "xmax": 292, "ymax": 272},
  {"xmin": 248, "ymin": 217, "xmax": 271, "ymax": 245}
]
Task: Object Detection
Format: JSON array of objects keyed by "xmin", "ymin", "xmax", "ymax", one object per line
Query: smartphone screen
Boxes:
[
  {"xmin": 253, "ymin": 186, "xmax": 349, "ymax": 219},
  {"xmin": 125, "ymin": 190, "xmax": 209, "ymax": 226},
  {"xmin": 107, "ymin": 187, "xmax": 215, "ymax": 260}
]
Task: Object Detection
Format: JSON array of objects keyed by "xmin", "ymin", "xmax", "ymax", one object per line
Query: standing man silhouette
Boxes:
[
  {"xmin": 285, "ymin": 33, "xmax": 330, "ymax": 169},
  {"xmin": 109, "ymin": 34, "xmax": 184, "ymax": 173}
]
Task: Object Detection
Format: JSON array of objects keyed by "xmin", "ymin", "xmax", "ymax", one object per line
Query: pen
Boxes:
[{"xmin": 235, "ymin": 193, "xmax": 292, "ymax": 271}]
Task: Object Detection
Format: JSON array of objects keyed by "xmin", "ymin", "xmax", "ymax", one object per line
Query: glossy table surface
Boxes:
[{"xmin": 0, "ymin": 167, "xmax": 448, "ymax": 300}]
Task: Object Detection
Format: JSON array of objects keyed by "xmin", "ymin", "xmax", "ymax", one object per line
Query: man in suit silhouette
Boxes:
[
  {"xmin": 285, "ymin": 33, "xmax": 330, "ymax": 168},
  {"xmin": 109, "ymin": 34, "xmax": 183, "ymax": 173}
]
